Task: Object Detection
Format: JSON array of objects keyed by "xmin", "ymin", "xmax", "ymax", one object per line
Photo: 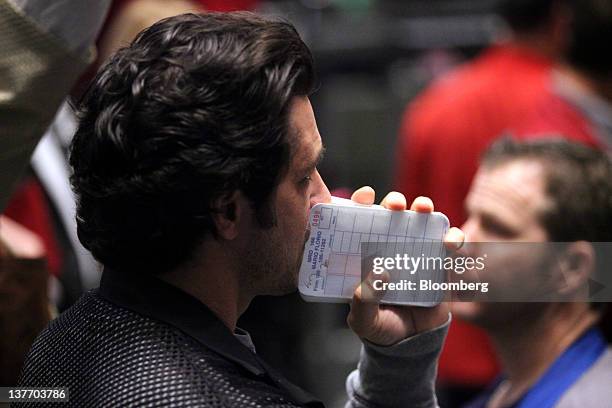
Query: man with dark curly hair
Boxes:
[{"xmin": 17, "ymin": 12, "xmax": 463, "ymax": 407}]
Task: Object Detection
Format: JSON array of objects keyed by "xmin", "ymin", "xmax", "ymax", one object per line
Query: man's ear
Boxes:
[
  {"xmin": 556, "ymin": 241, "xmax": 595, "ymax": 297},
  {"xmin": 210, "ymin": 191, "xmax": 247, "ymax": 241}
]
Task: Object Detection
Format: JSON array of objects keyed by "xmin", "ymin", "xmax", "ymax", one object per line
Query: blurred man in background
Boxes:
[
  {"xmin": 394, "ymin": 1, "xmax": 573, "ymax": 401},
  {"xmin": 458, "ymin": 137, "xmax": 612, "ymax": 407},
  {"xmin": 512, "ymin": 0, "xmax": 611, "ymax": 150},
  {"xmin": 505, "ymin": 0, "xmax": 612, "ymax": 367}
]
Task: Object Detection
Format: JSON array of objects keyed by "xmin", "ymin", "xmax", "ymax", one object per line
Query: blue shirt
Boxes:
[{"xmin": 464, "ymin": 327, "xmax": 607, "ymax": 408}]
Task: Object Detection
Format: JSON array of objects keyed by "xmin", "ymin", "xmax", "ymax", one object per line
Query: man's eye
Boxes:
[
  {"xmin": 482, "ymin": 217, "xmax": 514, "ymax": 237},
  {"xmin": 301, "ymin": 175, "xmax": 312, "ymax": 184}
]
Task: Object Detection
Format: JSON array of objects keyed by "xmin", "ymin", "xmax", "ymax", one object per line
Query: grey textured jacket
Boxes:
[{"xmin": 18, "ymin": 270, "xmax": 448, "ymax": 407}]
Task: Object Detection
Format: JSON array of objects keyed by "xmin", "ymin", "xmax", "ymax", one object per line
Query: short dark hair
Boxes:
[
  {"xmin": 567, "ymin": 0, "xmax": 612, "ymax": 80},
  {"xmin": 70, "ymin": 12, "xmax": 316, "ymax": 275},
  {"xmin": 498, "ymin": 0, "xmax": 560, "ymax": 32},
  {"xmin": 481, "ymin": 137, "xmax": 612, "ymax": 242}
]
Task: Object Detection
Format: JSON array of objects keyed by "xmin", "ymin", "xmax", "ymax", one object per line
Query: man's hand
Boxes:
[{"xmin": 347, "ymin": 186, "xmax": 464, "ymax": 346}]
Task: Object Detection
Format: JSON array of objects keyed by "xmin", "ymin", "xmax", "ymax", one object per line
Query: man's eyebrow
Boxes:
[
  {"xmin": 314, "ymin": 146, "xmax": 326, "ymax": 168},
  {"xmin": 301, "ymin": 146, "xmax": 325, "ymax": 173}
]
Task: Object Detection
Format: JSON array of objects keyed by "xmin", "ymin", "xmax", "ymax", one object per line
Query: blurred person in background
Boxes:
[
  {"xmin": 512, "ymin": 0, "xmax": 611, "ymax": 150},
  {"xmin": 0, "ymin": 0, "xmax": 111, "ymax": 385},
  {"xmin": 511, "ymin": 0, "xmax": 612, "ymax": 350},
  {"xmin": 458, "ymin": 137, "xmax": 612, "ymax": 408},
  {"xmin": 508, "ymin": 0, "xmax": 612, "ymax": 353},
  {"xmin": 394, "ymin": 1, "xmax": 573, "ymax": 403}
]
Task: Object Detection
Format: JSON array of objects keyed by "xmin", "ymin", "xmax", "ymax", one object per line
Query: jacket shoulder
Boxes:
[{"xmin": 18, "ymin": 291, "xmax": 301, "ymax": 407}]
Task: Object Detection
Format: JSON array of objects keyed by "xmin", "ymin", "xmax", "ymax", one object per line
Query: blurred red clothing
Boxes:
[
  {"xmin": 196, "ymin": 0, "xmax": 258, "ymax": 11},
  {"xmin": 109, "ymin": 0, "xmax": 258, "ymax": 16},
  {"xmin": 396, "ymin": 44, "xmax": 554, "ymax": 228},
  {"xmin": 4, "ymin": 177, "xmax": 62, "ymax": 277},
  {"xmin": 102, "ymin": 0, "xmax": 259, "ymax": 39},
  {"xmin": 512, "ymin": 74, "xmax": 605, "ymax": 148},
  {"xmin": 395, "ymin": 43, "xmax": 555, "ymax": 385}
]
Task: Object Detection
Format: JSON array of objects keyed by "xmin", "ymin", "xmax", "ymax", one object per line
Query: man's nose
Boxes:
[
  {"xmin": 309, "ymin": 170, "xmax": 331, "ymax": 208},
  {"xmin": 459, "ymin": 217, "xmax": 490, "ymax": 260}
]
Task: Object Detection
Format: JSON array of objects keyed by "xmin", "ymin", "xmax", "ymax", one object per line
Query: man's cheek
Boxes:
[{"xmin": 301, "ymin": 199, "xmax": 310, "ymax": 224}]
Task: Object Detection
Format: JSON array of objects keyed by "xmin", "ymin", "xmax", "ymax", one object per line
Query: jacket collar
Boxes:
[{"xmin": 98, "ymin": 269, "xmax": 323, "ymax": 407}]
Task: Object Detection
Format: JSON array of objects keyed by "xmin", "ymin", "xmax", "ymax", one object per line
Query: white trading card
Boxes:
[{"xmin": 298, "ymin": 197, "xmax": 449, "ymax": 307}]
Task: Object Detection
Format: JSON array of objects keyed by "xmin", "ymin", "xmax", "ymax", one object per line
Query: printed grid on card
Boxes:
[{"xmin": 299, "ymin": 204, "xmax": 449, "ymax": 305}]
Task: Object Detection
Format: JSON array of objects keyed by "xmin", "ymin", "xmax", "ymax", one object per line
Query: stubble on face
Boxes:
[
  {"xmin": 241, "ymin": 223, "xmax": 297, "ymax": 296},
  {"xmin": 239, "ymin": 97, "xmax": 325, "ymax": 296}
]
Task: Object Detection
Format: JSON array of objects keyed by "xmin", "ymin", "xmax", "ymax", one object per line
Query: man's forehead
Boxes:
[
  {"xmin": 468, "ymin": 160, "xmax": 550, "ymax": 214},
  {"xmin": 288, "ymin": 97, "xmax": 322, "ymax": 159},
  {"xmin": 291, "ymin": 125, "xmax": 322, "ymax": 152}
]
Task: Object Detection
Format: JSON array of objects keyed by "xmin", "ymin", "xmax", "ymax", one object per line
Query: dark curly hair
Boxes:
[{"xmin": 70, "ymin": 12, "xmax": 316, "ymax": 275}]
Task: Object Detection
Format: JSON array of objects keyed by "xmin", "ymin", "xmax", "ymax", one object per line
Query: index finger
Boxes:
[{"xmin": 351, "ymin": 186, "xmax": 375, "ymax": 205}]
